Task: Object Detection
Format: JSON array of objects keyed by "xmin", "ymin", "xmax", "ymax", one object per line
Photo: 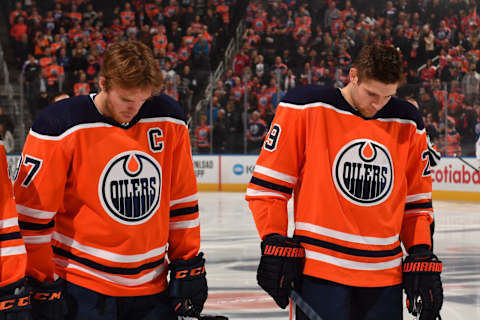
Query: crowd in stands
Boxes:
[
  {"xmin": 6, "ymin": 0, "xmax": 480, "ymax": 159},
  {"xmin": 8, "ymin": 0, "xmax": 246, "ymax": 124},
  {"xmin": 193, "ymin": 0, "xmax": 480, "ymax": 158}
]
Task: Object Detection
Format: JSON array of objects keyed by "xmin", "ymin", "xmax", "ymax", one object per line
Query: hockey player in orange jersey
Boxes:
[
  {"xmin": 246, "ymin": 44, "xmax": 443, "ymax": 320},
  {"xmin": 0, "ymin": 141, "xmax": 30, "ymax": 319},
  {"xmin": 14, "ymin": 41, "xmax": 207, "ymax": 319}
]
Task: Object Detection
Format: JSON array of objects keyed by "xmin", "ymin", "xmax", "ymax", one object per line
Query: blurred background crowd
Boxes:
[{"xmin": 0, "ymin": 0, "xmax": 479, "ymax": 158}]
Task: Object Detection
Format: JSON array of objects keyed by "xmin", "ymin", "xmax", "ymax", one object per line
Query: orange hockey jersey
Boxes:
[
  {"xmin": 246, "ymin": 85, "xmax": 434, "ymax": 287},
  {"xmin": 14, "ymin": 94, "xmax": 200, "ymax": 296},
  {"xmin": 0, "ymin": 142, "xmax": 27, "ymax": 287}
]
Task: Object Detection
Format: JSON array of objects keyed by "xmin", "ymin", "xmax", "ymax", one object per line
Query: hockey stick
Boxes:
[
  {"xmin": 290, "ymin": 290, "xmax": 324, "ymax": 320},
  {"xmin": 178, "ymin": 316, "xmax": 228, "ymax": 320},
  {"xmin": 454, "ymin": 154, "xmax": 479, "ymax": 172}
]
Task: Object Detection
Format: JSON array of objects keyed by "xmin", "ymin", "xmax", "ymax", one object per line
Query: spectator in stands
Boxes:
[
  {"xmin": 45, "ymin": 55, "xmax": 64, "ymax": 95},
  {"xmin": 212, "ymin": 109, "xmax": 227, "ymax": 154},
  {"xmin": 74, "ymin": 71, "xmax": 90, "ymax": 96},
  {"xmin": 225, "ymin": 100, "xmax": 243, "ymax": 153},
  {"xmin": 456, "ymin": 104, "xmax": 479, "ymax": 156},
  {"xmin": 9, "ymin": 1, "xmax": 27, "ymax": 26},
  {"xmin": 247, "ymin": 110, "xmax": 267, "ymax": 154},
  {"xmin": 233, "ymin": 46, "xmax": 250, "ymax": 77},
  {"xmin": 10, "ymin": 16, "xmax": 28, "ymax": 65},
  {"xmin": 23, "ymin": 54, "xmax": 41, "ymax": 102},
  {"xmin": 461, "ymin": 63, "xmax": 480, "ymax": 105},
  {"xmin": 194, "ymin": 114, "xmax": 211, "ymax": 154},
  {"xmin": 421, "ymin": 59, "xmax": 437, "ymax": 82}
]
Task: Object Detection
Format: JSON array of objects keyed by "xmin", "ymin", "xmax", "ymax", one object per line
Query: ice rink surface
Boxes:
[{"xmin": 198, "ymin": 192, "xmax": 480, "ymax": 320}]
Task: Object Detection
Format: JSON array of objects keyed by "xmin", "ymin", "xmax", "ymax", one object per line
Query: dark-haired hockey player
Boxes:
[{"xmin": 246, "ymin": 44, "xmax": 443, "ymax": 320}]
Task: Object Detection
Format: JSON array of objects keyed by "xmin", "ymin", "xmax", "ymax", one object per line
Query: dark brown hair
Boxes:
[
  {"xmin": 354, "ymin": 44, "xmax": 404, "ymax": 84},
  {"xmin": 100, "ymin": 40, "xmax": 163, "ymax": 94}
]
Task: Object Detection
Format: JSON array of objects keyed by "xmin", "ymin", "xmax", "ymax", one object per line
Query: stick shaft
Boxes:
[
  {"xmin": 290, "ymin": 290, "xmax": 324, "ymax": 320},
  {"xmin": 456, "ymin": 155, "xmax": 480, "ymax": 172}
]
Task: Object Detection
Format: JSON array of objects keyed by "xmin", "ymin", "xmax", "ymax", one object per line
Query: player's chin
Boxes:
[{"xmin": 118, "ymin": 113, "xmax": 135, "ymax": 123}]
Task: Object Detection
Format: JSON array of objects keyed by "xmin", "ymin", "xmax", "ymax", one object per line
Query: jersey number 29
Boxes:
[{"xmin": 264, "ymin": 124, "xmax": 281, "ymax": 152}]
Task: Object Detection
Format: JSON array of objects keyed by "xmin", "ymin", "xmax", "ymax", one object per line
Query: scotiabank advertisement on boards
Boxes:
[{"xmin": 431, "ymin": 157, "xmax": 480, "ymax": 192}]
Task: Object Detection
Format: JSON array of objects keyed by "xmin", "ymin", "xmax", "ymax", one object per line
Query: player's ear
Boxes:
[
  {"xmin": 99, "ymin": 76, "xmax": 107, "ymax": 92},
  {"xmin": 349, "ymin": 68, "xmax": 358, "ymax": 86}
]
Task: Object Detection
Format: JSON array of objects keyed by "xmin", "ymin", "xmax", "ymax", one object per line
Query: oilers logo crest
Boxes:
[
  {"xmin": 332, "ymin": 139, "xmax": 394, "ymax": 206},
  {"xmin": 99, "ymin": 151, "xmax": 161, "ymax": 225}
]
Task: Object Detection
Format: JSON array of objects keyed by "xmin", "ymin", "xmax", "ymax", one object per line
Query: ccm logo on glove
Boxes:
[
  {"xmin": 0, "ymin": 296, "xmax": 30, "ymax": 310},
  {"xmin": 175, "ymin": 266, "xmax": 206, "ymax": 279},
  {"xmin": 32, "ymin": 290, "xmax": 62, "ymax": 301}
]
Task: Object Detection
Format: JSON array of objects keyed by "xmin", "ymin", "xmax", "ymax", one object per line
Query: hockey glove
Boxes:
[
  {"xmin": 0, "ymin": 278, "xmax": 31, "ymax": 320},
  {"xmin": 29, "ymin": 278, "xmax": 67, "ymax": 320},
  {"xmin": 257, "ymin": 234, "xmax": 305, "ymax": 309},
  {"xmin": 169, "ymin": 252, "xmax": 208, "ymax": 317},
  {"xmin": 403, "ymin": 246, "xmax": 443, "ymax": 320}
]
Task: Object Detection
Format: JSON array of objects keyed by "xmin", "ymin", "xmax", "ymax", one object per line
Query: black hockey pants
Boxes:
[
  {"xmin": 295, "ymin": 276, "xmax": 402, "ymax": 320},
  {"xmin": 64, "ymin": 281, "xmax": 176, "ymax": 320}
]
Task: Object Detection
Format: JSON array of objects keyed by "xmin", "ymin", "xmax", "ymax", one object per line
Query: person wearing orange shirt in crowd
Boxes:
[
  {"xmin": 120, "ymin": 2, "xmax": 136, "ymax": 26},
  {"xmin": 246, "ymin": 44, "xmax": 443, "ymax": 320},
  {"xmin": 182, "ymin": 27, "xmax": 196, "ymax": 50},
  {"xmin": 145, "ymin": 1, "xmax": 160, "ymax": 22},
  {"xmin": 216, "ymin": 0, "xmax": 230, "ymax": 25},
  {"xmin": 166, "ymin": 42, "xmax": 179, "ymax": 67},
  {"xmin": 0, "ymin": 140, "xmax": 30, "ymax": 320},
  {"xmin": 443, "ymin": 117, "xmax": 462, "ymax": 156},
  {"xmin": 45, "ymin": 55, "xmax": 64, "ymax": 93},
  {"xmin": 256, "ymin": 84, "xmax": 274, "ymax": 121},
  {"xmin": 230, "ymin": 77, "xmax": 245, "ymax": 103},
  {"xmin": 177, "ymin": 39, "xmax": 191, "ymax": 65},
  {"xmin": 164, "ymin": 0, "xmax": 180, "ymax": 23},
  {"xmin": 232, "ymin": 46, "xmax": 250, "ymax": 77},
  {"xmin": 85, "ymin": 55, "xmax": 100, "ymax": 87},
  {"xmin": 421, "ymin": 59, "xmax": 437, "ymax": 82},
  {"xmin": 447, "ymin": 80, "xmax": 465, "ymax": 115},
  {"xmin": 66, "ymin": 3, "xmax": 82, "ymax": 24},
  {"xmin": 10, "ymin": 16, "xmax": 28, "ymax": 43},
  {"xmin": 152, "ymin": 29, "xmax": 168, "ymax": 50},
  {"xmin": 73, "ymin": 70, "xmax": 91, "ymax": 96},
  {"xmin": 14, "ymin": 40, "xmax": 207, "ymax": 319},
  {"xmin": 38, "ymin": 47, "xmax": 53, "ymax": 71},
  {"xmin": 9, "ymin": 0, "xmax": 27, "ymax": 26},
  {"xmin": 195, "ymin": 114, "xmax": 211, "ymax": 154}
]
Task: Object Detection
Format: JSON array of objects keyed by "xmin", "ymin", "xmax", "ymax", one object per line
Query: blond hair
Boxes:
[{"xmin": 100, "ymin": 40, "xmax": 163, "ymax": 94}]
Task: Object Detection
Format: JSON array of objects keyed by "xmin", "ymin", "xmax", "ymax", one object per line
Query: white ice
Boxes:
[{"xmin": 198, "ymin": 192, "xmax": 480, "ymax": 320}]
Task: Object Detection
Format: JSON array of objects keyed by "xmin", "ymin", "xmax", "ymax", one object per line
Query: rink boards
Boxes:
[{"xmin": 6, "ymin": 154, "xmax": 480, "ymax": 201}]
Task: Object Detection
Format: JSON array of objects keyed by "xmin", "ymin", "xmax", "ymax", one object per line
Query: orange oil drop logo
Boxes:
[
  {"xmin": 126, "ymin": 155, "xmax": 140, "ymax": 174},
  {"xmin": 361, "ymin": 142, "xmax": 374, "ymax": 160}
]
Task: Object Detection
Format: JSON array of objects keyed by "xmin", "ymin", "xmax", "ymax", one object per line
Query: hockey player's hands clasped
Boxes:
[
  {"xmin": 403, "ymin": 246, "xmax": 443, "ymax": 320},
  {"xmin": 257, "ymin": 234, "xmax": 305, "ymax": 309},
  {"xmin": 168, "ymin": 252, "xmax": 208, "ymax": 317}
]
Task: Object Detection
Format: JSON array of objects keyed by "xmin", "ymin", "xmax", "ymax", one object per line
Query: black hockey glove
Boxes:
[
  {"xmin": 0, "ymin": 278, "xmax": 31, "ymax": 320},
  {"xmin": 168, "ymin": 252, "xmax": 208, "ymax": 317},
  {"xmin": 403, "ymin": 246, "xmax": 443, "ymax": 320},
  {"xmin": 257, "ymin": 234, "xmax": 305, "ymax": 309},
  {"xmin": 29, "ymin": 278, "xmax": 67, "ymax": 320}
]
